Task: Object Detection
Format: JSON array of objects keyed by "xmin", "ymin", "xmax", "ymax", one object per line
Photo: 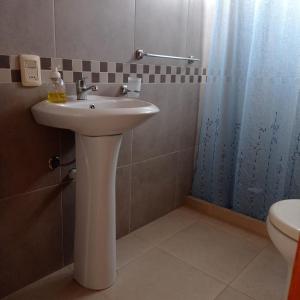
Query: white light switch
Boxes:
[{"xmin": 19, "ymin": 54, "xmax": 42, "ymax": 86}]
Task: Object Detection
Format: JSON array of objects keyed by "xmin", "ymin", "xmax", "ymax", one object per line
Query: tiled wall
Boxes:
[
  {"xmin": 0, "ymin": 54, "xmax": 207, "ymax": 84},
  {"xmin": 0, "ymin": 0, "xmax": 213, "ymax": 297}
]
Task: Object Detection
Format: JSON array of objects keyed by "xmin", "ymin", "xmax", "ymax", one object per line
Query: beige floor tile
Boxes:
[
  {"xmin": 116, "ymin": 233, "xmax": 152, "ymax": 269},
  {"xmin": 6, "ymin": 234, "xmax": 151, "ymax": 299},
  {"xmin": 231, "ymin": 245, "xmax": 288, "ymax": 300},
  {"xmin": 133, "ymin": 206, "xmax": 201, "ymax": 246},
  {"xmin": 215, "ymin": 287, "xmax": 254, "ymax": 300},
  {"xmin": 104, "ymin": 247, "xmax": 225, "ymax": 300},
  {"xmin": 159, "ymin": 221, "xmax": 263, "ymax": 283},
  {"xmin": 3, "ymin": 265, "xmax": 108, "ymax": 300},
  {"xmin": 197, "ymin": 214, "xmax": 270, "ymax": 250},
  {"xmin": 4, "ymin": 208, "xmax": 281, "ymax": 300}
]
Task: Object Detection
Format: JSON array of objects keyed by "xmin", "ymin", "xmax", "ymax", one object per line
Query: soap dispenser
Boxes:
[{"xmin": 47, "ymin": 67, "xmax": 66, "ymax": 103}]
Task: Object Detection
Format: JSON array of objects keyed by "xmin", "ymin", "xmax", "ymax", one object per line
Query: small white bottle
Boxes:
[{"xmin": 47, "ymin": 67, "xmax": 66, "ymax": 103}]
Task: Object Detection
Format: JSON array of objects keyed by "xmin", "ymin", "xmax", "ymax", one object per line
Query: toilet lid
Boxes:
[{"xmin": 269, "ymin": 199, "xmax": 300, "ymax": 241}]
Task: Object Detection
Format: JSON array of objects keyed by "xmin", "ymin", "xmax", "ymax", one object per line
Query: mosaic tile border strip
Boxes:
[{"xmin": 0, "ymin": 54, "xmax": 207, "ymax": 84}]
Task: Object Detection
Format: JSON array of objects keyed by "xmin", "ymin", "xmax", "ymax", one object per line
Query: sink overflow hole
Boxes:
[{"xmin": 90, "ymin": 104, "xmax": 95, "ymax": 109}]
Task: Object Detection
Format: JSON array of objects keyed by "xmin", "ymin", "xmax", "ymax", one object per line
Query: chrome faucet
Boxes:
[{"xmin": 76, "ymin": 78, "xmax": 98, "ymax": 100}]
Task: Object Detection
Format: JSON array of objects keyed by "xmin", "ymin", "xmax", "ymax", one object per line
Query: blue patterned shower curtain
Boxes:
[{"xmin": 192, "ymin": 0, "xmax": 300, "ymax": 220}]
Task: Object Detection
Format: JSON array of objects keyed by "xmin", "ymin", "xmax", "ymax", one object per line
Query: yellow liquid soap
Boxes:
[{"xmin": 48, "ymin": 92, "xmax": 66, "ymax": 103}]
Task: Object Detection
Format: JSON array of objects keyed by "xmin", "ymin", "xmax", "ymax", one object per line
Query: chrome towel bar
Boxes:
[{"xmin": 135, "ymin": 49, "xmax": 200, "ymax": 64}]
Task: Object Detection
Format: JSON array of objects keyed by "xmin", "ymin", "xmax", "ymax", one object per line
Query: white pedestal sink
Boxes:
[{"xmin": 32, "ymin": 95, "xmax": 159, "ymax": 289}]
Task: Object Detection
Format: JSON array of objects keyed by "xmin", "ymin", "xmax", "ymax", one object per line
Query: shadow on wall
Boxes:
[
  {"xmin": 0, "ymin": 85, "xmax": 61, "ymax": 198},
  {"xmin": 0, "ymin": 184, "xmax": 64, "ymax": 297}
]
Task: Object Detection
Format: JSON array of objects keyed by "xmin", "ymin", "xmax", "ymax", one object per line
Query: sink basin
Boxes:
[
  {"xmin": 32, "ymin": 95, "xmax": 159, "ymax": 136},
  {"xmin": 31, "ymin": 95, "xmax": 159, "ymax": 290}
]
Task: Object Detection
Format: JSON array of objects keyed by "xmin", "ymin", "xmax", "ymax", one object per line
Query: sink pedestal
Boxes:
[
  {"xmin": 74, "ymin": 133, "xmax": 122, "ymax": 290},
  {"xmin": 31, "ymin": 95, "xmax": 159, "ymax": 289}
]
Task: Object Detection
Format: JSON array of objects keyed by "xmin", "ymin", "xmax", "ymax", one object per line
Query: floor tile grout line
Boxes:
[
  {"xmin": 117, "ymin": 216, "xmax": 200, "ymax": 270},
  {"xmin": 212, "ymin": 285, "xmax": 257, "ymax": 300},
  {"xmin": 133, "ymin": 218, "xmax": 200, "ymax": 247},
  {"xmin": 116, "ymin": 238, "xmax": 155, "ymax": 271},
  {"xmin": 157, "ymin": 242, "xmax": 265, "ymax": 300},
  {"xmin": 124, "ymin": 209, "xmax": 272, "ymax": 300},
  {"xmin": 4, "ymin": 205, "xmax": 274, "ymax": 300},
  {"xmin": 124, "ymin": 209, "xmax": 271, "ymax": 292},
  {"xmin": 188, "ymin": 217, "xmax": 254, "ymax": 246},
  {"xmin": 225, "ymin": 242, "xmax": 272, "ymax": 297},
  {"xmin": 190, "ymin": 212, "xmax": 270, "ymax": 248},
  {"xmin": 157, "ymin": 245, "xmax": 228, "ymax": 285},
  {"xmin": 131, "ymin": 216, "xmax": 198, "ymax": 246},
  {"xmin": 227, "ymin": 286, "xmax": 257, "ymax": 300},
  {"xmin": 131, "ymin": 205, "xmax": 269, "ymax": 254},
  {"xmin": 212, "ymin": 285, "xmax": 229, "ymax": 300},
  {"xmin": 197, "ymin": 214, "xmax": 272, "ymax": 292},
  {"xmin": 146, "ymin": 210, "xmax": 272, "ymax": 289}
]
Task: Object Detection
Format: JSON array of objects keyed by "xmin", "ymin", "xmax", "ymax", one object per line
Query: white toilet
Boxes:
[{"xmin": 267, "ymin": 199, "xmax": 300, "ymax": 297}]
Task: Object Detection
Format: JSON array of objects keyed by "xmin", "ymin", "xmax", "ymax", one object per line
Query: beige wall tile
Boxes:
[
  {"xmin": 175, "ymin": 148, "xmax": 195, "ymax": 207},
  {"xmin": 131, "ymin": 153, "xmax": 177, "ymax": 230},
  {"xmin": 62, "ymin": 181, "xmax": 75, "ymax": 266},
  {"xmin": 0, "ymin": 0, "xmax": 55, "ymax": 56},
  {"xmin": 117, "ymin": 130, "xmax": 132, "ymax": 167},
  {"xmin": 116, "ymin": 166, "xmax": 131, "ymax": 239},
  {"xmin": 135, "ymin": 0, "xmax": 189, "ymax": 66},
  {"xmin": 132, "ymin": 84, "xmax": 182, "ymax": 162},
  {"xmin": 55, "ymin": 0, "xmax": 135, "ymax": 62}
]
